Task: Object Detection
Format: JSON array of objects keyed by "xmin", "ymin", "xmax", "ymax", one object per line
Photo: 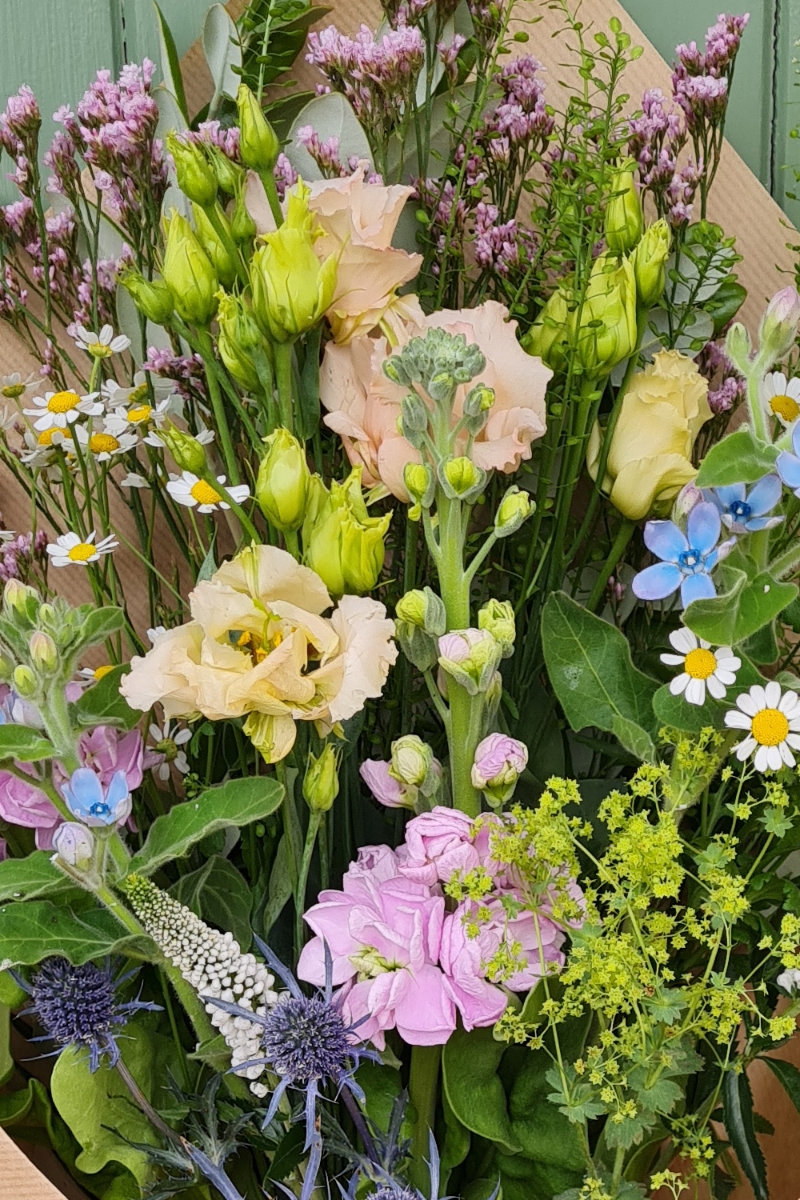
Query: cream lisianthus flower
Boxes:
[
  {"xmin": 120, "ymin": 545, "xmax": 397, "ymax": 762},
  {"xmin": 587, "ymin": 350, "xmax": 712, "ymax": 521}
]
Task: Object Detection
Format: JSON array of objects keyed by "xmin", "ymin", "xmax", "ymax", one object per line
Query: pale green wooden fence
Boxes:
[{"xmin": 1, "ymin": 0, "xmax": 799, "ymax": 221}]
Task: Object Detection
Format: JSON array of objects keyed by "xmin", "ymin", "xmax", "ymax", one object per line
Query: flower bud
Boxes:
[
  {"xmin": 231, "ymin": 181, "xmax": 257, "ymax": 244},
  {"xmin": 725, "ymin": 321, "xmax": 752, "ymax": 375},
  {"xmin": 575, "ymin": 253, "xmax": 638, "ymax": 376},
  {"xmin": 632, "ymin": 219, "xmax": 670, "ymax": 308},
  {"xmin": 28, "ymin": 631, "xmax": 57, "ymax": 671},
  {"xmin": 303, "ymin": 743, "xmax": 339, "ymax": 812},
  {"xmin": 303, "ymin": 468, "xmax": 391, "ymax": 595},
  {"xmin": 4, "ymin": 577, "xmax": 39, "ymax": 622},
  {"xmin": 396, "ymin": 587, "xmax": 446, "ymax": 636},
  {"xmin": 162, "ymin": 210, "xmax": 218, "ymax": 326},
  {"xmin": 400, "ymin": 391, "xmax": 430, "ymax": 444},
  {"xmin": 604, "ymin": 159, "xmax": 643, "ymax": 256},
  {"xmin": 671, "ymin": 481, "xmax": 703, "ymax": 523},
  {"xmin": 389, "ymin": 734, "xmax": 441, "ymax": 799},
  {"xmin": 121, "ymin": 271, "xmax": 174, "ymax": 325},
  {"xmin": 438, "ymin": 628, "xmax": 503, "ymax": 696},
  {"xmin": 13, "ymin": 664, "xmax": 38, "ymax": 697},
  {"xmin": 522, "ymin": 287, "xmax": 571, "ymax": 373},
  {"xmin": 404, "ymin": 462, "xmax": 435, "ymax": 516},
  {"xmin": 167, "ymin": 134, "xmax": 217, "ymax": 207},
  {"xmin": 52, "ymin": 822, "xmax": 95, "ymax": 870},
  {"xmin": 759, "ymin": 287, "xmax": 800, "ymax": 362},
  {"xmin": 478, "ymin": 599, "xmax": 515, "ymax": 658},
  {"xmin": 461, "ymin": 384, "xmax": 494, "ymax": 435},
  {"xmin": 471, "ymin": 732, "xmax": 528, "ymax": 807},
  {"xmin": 250, "ymin": 184, "xmax": 337, "ymax": 342},
  {"xmin": 237, "ymin": 84, "xmax": 281, "ymax": 173},
  {"xmin": 216, "ymin": 290, "xmax": 265, "ymax": 392},
  {"xmin": 206, "ymin": 144, "xmax": 243, "ymax": 195},
  {"xmin": 159, "ymin": 424, "xmax": 208, "ymax": 474},
  {"xmin": 360, "ymin": 758, "xmax": 415, "ymax": 809},
  {"xmin": 191, "ymin": 203, "xmax": 237, "ymax": 290},
  {"xmin": 495, "ymin": 486, "xmax": 534, "ymax": 537},
  {"xmin": 439, "ymin": 456, "xmax": 487, "ymax": 502},
  {"xmin": 256, "ymin": 428, "xmax": 310, "ymax": 533}
]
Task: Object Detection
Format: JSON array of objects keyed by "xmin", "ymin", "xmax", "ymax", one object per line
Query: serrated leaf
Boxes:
[
  {"xmin": 72, "ymin": 664, "xmax": 139, "ymax": 731},
  {"xmin": 0, "ymin": 901, "xmax": 150, "ymax": 968},
  {"xmin": 762, "ymin": 1056, "xmax": 800, "ymax": 1118},
  {"xmin": 696, "ymin": 428, "xmax": 779, "ymax": 487},
  {"xmin": 0, "ymin": 725, "xmax": 55, "ymax": 763},
  {"xmin": 127, "ymin": 775, "xmax": 283, "ymax": 876},
  {"xmin": 170, "ymin": 855, "xmax": 253, "ymax": 949},
  {"xmin": 153, "ymin": 2, "xmax": 189, "ymax": 122},
  {"xmin": 722, "ymin": 1069, "xmax": 768, "ymax": 1200},
  {"xmin": 0, "ymin": 851, "xmax": 77, "ymax": 903},
  {"xmin": 203, "ymin": 5, "xmax": 242, "ymax": 114}
]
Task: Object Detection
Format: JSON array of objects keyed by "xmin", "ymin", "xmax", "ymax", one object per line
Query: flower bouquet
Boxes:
[{"xmin": 1, "ymin": 2, "xmax": 799, "ymax": 1198}]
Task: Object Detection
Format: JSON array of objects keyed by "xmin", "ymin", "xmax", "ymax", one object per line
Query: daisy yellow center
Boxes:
[
  {"xmin": 190, "ymin": 480, "xmax": 221, "ymax": 506},
  {"xmin": 47, "ymin": 391, "xmax": 79, "ymax": 414},
  {"xmin": 88, "ymin": 341, "xmax": 112, "ymax": 358},
  {"xmin": 37, "ymin": 428, "xmax": 56, "ymax": 446},
  {"xmin": 93, "ymin": 664, "xmax": 114, "ymax": 680},
  {"xmin": 751, "ymin": 708, "xmax": 789, "ymax": 747},
  {"xmin": 770, "ymin": 394, "xmax": 800, "ymax": 422},
  {"xmin": 684, "ymin": 648, "xmax": 717, "ymax": 680},
  {"xmin": 89, "ymin": 433, "xmax": 120, "ymax": 454},
  {"xmin": 127, "ymin": 404, "xmax": 152, "ymax": 423},
  {"xmin": 67, "ymin": 542, "xmax": 96, "ymax": 562},
  {"xmin": 2, "ymin": 383, "xmax": 24, "ymax": 399}
]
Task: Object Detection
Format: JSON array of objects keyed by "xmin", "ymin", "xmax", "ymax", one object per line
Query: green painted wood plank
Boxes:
[{"xmin": 772, "ymin": 0, "xmax": 800, "ymax": 231}]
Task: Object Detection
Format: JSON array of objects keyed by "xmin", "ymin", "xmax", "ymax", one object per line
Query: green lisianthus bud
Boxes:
[
  {"xmin": 303, "ymin": 743, "xmax": 340, "ymax": 812},
  {"xmin": 231, "ymin": 181, "xmax": 257, "ymax": 245},
  {"xmin": 304, "ymin": 467, "xmax": 391, "ymax": 595},
  {"xmin": 162, "ymin": 210, "xmax": 218, "ymax": 326},
  {"xmin": 159, "ymin": 424, "xmax": 208, "ymax": 474},
  {"xmin": 13, "ymin": 664, "xmax": 37, "ymax": 697},
  {"xmin": 29, "ymin": 630, "xmax": 57, "ymax": 671},
  {"xmin": 121, "ymin": 270, "xmax": 174, "ymax": 325},
  {"xmin": 216, "ymin": 290, "xmax": 264, "ymax": 392},
  {"xmin": 396, "ymin": 587, "xmax": 446, "ymax": 637},
  {"xmin": 523, "ymin": 287, "xmax": 571, "ymax": 372},
  {"xmin": 439, "ymin": 456, "xmax": 486, "ymax": 502},
  {"xmin": 237, "ymin": 84, "xmax": 281, "ymax": 173},
  {"xmin": 206, "ymin": 144, "xmax": 243, "ymax": 195},
  {"xmin": 4, "ymin": 578, "xmax": 39, "ymax": 621},
  {"xmin": 191, "ymin": 203, "xmax": 237, "ymax": 290},
  {"xmin": 604, "ymin": 158, "xmax": 643, "ymax": 256},
  {"xmin": 478, "ymin": 599, "xmax": 516, "ymax": 658},
  {"xmin": 725, "ymin": 322, "xmax": 752, "ymax": 375},
  {"xmin": 166, "ymin": 133, "xmax": 217, "ymax": 208},
  {"xmin": 633, "ymin": 219, "xmax": 670, "ymax": 309},
  {"xmin": 495, "ymin": 486, "xmax": 534, "ymax": 537},
  {"xmin": 575, "ymin": 252, "xmax": 637, "ymax": 376},
  {"xmin": 256, "ymin": 428, "xmax": 310, "ymax": 533}
]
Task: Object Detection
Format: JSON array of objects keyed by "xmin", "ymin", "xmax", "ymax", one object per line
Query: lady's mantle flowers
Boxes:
[
  {"xmin": 703, "ymin": 476, "xmax": 783, "ymax": 534},
  {"xmin": 660, "ymin": 628, "xmax": 740, "ymax": 706},
  {"xmin": 46, "ymin": 531, "xmax": 118, "ymax": 567},
  {"xmin": 166, "ymin": 472, "xmax": 250, "ymax": 513},
  {"xmin": 724, "ymin": 682, "xmax": 800, "ymax": 773},
  {"xmin": 125, "ymin": 875, "xmax": 278, "ymax": 1094},
  {"xmin": 632, "ymin": 500, "xmax": 731, "ymax": 607}
]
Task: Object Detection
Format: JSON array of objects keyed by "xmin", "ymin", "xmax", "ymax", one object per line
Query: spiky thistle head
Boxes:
[{"xmin": 262, "ymin": 991, "xmax": 352, "ymax": 1083}]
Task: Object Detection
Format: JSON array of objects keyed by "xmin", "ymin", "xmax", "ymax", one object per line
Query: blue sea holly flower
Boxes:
[
  {"xmin": 703, "ymin": 476, "xmax": 784, "ymax": 534},
  {"xmin": 777, "ymin": 420, "xmax": 800, "ymax": 496},
  {"xmin": 21, "ymin": 958, "xmax": 160, "ymax": 1072},
  {"xmin": 61, "ymin": 767, "xmax": 131, "ymax": 827},
  {"xmin": 632, "ymin": 500, "xmax": 729, "ymax": 608}
]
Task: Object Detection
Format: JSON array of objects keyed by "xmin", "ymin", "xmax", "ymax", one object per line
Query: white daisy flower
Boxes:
[
  {"xmin": 120, "ymin": 472, "xmax": 150, "ymax": 489},
  {"xmin": 1, "ymin": 371, "xmax": 37, "ymax": 400},
  {"xmin": 724, "ymin": 681, "xmax": 800, "ymax": 773},
  {"xmin": 68, "ymin": 424, "xmax": 139, "ymax": 462},
  {"xmin": 102, "ymin": 373, "xmax": 177, "ymax": 410},
  {"xmin": 762, "ymin": 372, "xmax": 800, "ymax": 427},
  {"xmin": 777, "ymin": 968, "xmax": 800, "ymax": 995},
  {"xmin": 147, "ymin": 625, "xmax": 167, "ymax": 645},
  {"xmin": 166, "ymin": 472, "xmax": 250, "ymax": 513},
  {"xmin": 73, "ymin": 324, "xmax": 131, "ymax": 358},
  {"xmin": 660, "ymin": 628, "xmax": 741, "ymax": 706},
  {"xmin": 145, "ymin": 426, "xmax": 215, "ymax": 450},
  {"xmin": 78, "ymin": 663, "xmax": 116, "ymax": 684},
  {"xmin": 24, "ymin": 389, "xmax": 102, "ymax": 431},
  {"xmin": 46, "ymin": 530, "xmax": 118, "ymax": 567},
  {"xmin": 105, "ymin": 397, "xmax": 174, "ymax": 438},
  {"xmin": 148, "ymin": 718, "xmax": 192, "ymax": 781},
  {"xmin": 20, "ymin": 425, "xmax": 69, "ymax": 467}
]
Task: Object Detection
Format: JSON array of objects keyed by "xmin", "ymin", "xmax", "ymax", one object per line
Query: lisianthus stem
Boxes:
[
  {"xmin": 746, "ymin": 355, "xmax": 769, "ymax": 445},
  {"xmin": 259, "ymin": 169, "xmax": 284, "ymax": 228},
  {"xmin": 295, "ymin": 809, "xmax": 322, "ymax": 954},
  {"xmin": 274, "ymin": 341, "xmax": 295, "ymax": 431},
  {"xmin": 284, "ymin": 529, "xmax": 300, "ymax": 558},
  {"xmin": 196, "ymin": 328, "xmax": 241, "ymax": 485},
  {"xmin": 408, "ymin": 1044, "xmax": 442, "ymax": 1190}
]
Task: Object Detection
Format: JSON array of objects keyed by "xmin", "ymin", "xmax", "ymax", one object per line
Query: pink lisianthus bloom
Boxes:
[
  {"xmin": 397, "ymin": 806, "xmax": 479, "ymax": 886},
  {"xmin": 320, "ymin": 301, "xmax": 552, "ymax": 500}
]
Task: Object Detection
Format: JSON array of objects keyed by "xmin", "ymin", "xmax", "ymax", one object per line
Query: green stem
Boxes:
[
  {"xmin": 768, "ymin": 540, "xmax": 800, "ymax": 580},
  {"xmin": 294, "ymin": 809, "xmax": 322, "ymax": 955},
  {"xmin": 408, "ymin": 1044, "xmax": 442, "ymax": 1190},
  {"xmin": 195, "ymin": 328, "xmax": 241, "ymax": 484},
  {"xmin": 258, "ymin": 169, "xmax": 284, "ymax": 227},
  {"xmin": 274, "ymin": 341, "xmax": 295, "ymax": 432},
  {"xmin": 284, "ymin": 529, "xmax": 300, "ymax": 559},
  {"xmin": 746, "ymin": 354, "xmax": 769, "ymax": 445},
  {"xmin": 585, "ymin": 519, "xmax": 636, "ymax": 613}
]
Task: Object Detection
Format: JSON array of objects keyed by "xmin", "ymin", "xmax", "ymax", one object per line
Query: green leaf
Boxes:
[
  {"xmin": 611, "ymin": 714, "xmax": 656, "ymax": 763},
  {"xmin": 707, "ymin": 279, "xmax": 747, "ymax": 336},
  {"xmin": 0, "ymin": 901, "xmax": 149, "ymax": 968},
  {"xmin": 442, "ymin": 1085, "xmax": 471, "ymax": 1175},
  {"xmin": 541, "ymin": 592, "xmax": 658, "ymax": 753},
  {"xmin": 72, "ymin": 665, "xmax": 139, "ymax": 731},
  {"xmin": 127, "ymin": 775, "xmax": 284, "ymax": 876},
  {"xmin": 442, "ymin": 1024, "xmax": 521, "ymax": 1153},
  {"xmin": 203, "ymin": 5, "xmax": 242, "ymax": 113},
  {"xmin": 0, "ymin": 724, "xmax": 55, "ymax": 763},
  {"xmin": 170, "ymin": 855, "xmax": 253, "ymax": 949},
  {"xmin": 0, "ymin": 850, "xmax": 78, "ymax": 903},
  {"xmin": 762, "ymin": 1056, "xmax": 800, "ymax": 1118},
  {"xmin": 261, "ymin": 833, "xmax": 294, "ymax": 935},
  {"xmin": 684, "ymin": 569, "xmax": 797, "ymax": 646},
  {"xmin": 153, "ymin": 2, "xmax": 189, "ymax": 122},
  {"xmin": 695, "ymin": 429, "xmax": 778, "ymax": 487},
  {"xmin": 0, "ymin": 1004, "xmax": 12, "ymax": 1087},
  {"xmin": 78, "ymin": 606, "xmax": 126, "ymax": 650},
  {"xmin": 721, "ymin": 1069, "xmax": 768, "ymax": 1200},
  {"xmin": 51, "ymin": 1024, "xmax": 177, "ymax": 1184}
]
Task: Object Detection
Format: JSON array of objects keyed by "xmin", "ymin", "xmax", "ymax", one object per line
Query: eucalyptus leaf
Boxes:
[
  {"xmin": 153, "ymin": 2, "xmax": 189, "ymax": 122},
  {"xmin": 127, "ymin": 775, "xmax": 284, "ymax": 876},
  {"xmin": 0, "ymin": 901, "xmax": 150, "ymax": 968},
  {"xmin": 170, "ymin": 855, "xmax": 253, "ymax": 949},
  {"xmin": 695, "ymin": 428, "xmax": 778, "ymax": 487},
  {"xmin": 203, "ymin": 5, "xmax": 242, "ymax": 114},
  {"xmin": 0, "ymin": 851, "xmax": 78, "ymax": 903},
  {"xmin": 442, "ymin": 1024, "xmax": 521, "ymax": 1153},
  {"xmin": 0, "ymin": 725, "xmax": 55, "ymax": 763},
  {"xmin": 285, "ymin": 92, "xmax": 372, "ymax": 180}
]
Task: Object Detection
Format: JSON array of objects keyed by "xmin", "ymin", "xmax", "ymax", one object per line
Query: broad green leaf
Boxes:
[
  {"xmin": 722, "ymin": 1069, "xmax": 768, "ymax": 1200},
  {"xmin": 0, "ymin": 901, "xmax": 149, "ymax": 968},
  {"xmin": 0, "ymin": 969, "xmax": 27, "ymax": 1007},
  {"xmin": 496, "ymin": 1149, "xmax": 583, "ymax": 1200},
  {"xmin": 153, "ymin": 2, "xmax": 189, "ymax": 121},
  {"xmin": 541, "ymin": 591, "xmax": 658, "ymax": 745},
  {"xmin": 79, "ymin": 606, "xmax": 125, "ymax": 649},
  {"xmin": 611, "ymin": 714, "xmax": 656, "ymax": 763},
  {"xmin": 442, "ymin": 1086, "xmax": 471, "ymax": 1175},
  {"xmin": 0, "ymin": 724, "xmax": 55, "ymax": 763},
  {"xmin": 442, "ymin": 1024, "xmax": 521, "ymax": 1153},
  {"xmin": 127, "ymin": 775, "xmax": 284, "ymax": 876},
  {"xmin": 52, "ymin": 1024, "xmax": 178, "ymax": 1184},
  {"xmin": 170, "ymin": 855, "xmax": 253, "ymax": 949},
  {"xmin": 695, "ymin": 428, "xmax": 778, "ymax": 487},
  {"xmin": 684, "ymin": 570, "xmax": 797, "ymax": 646},
  {"xmin": 708, "ymin": 278, "xmax": 747, "ymax": 335},
  {"xmin": 0, "ymin": 850, "xmax": 78, "ymax": 903},
  {"xmin": 72, "ymin": 664, "xmax": 139, "ymax": 731},
  {"xmin": 285, "ymin": 93, "xmax": 372, "ymax": 180},
  {"xmin": 203, "ymin": 5, "xmax": 242, "ymax": 113},
  {"xmin": 262, "ymin": 833, "xmax": 293, "ymax": 935},
  {"xmin": 0, "ymin": 1004, "xmax": 12, "ymax": 1087},
  {"xmin": 508, "ymin": 1014, "xmax": 589, "ymax": 1172}
]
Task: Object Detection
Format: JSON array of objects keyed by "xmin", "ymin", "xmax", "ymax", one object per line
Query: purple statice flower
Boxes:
[
  {"xmin": 186, "ymin": 119, "xmax": 241, "ymax": 160},
  {"xmin": 43, "ymin": 129, "xmax": 81, "ymax": 198},
  {"xmin": 0, "ymin": 85, "xmax": 41, "ymax": 157},
  {"xmin": 296, "ymin": 125, "xmax": 345, "ymax": 176},
  {"xmin": 0, "ymin": 530, "xmax": 48, "ymax": 585},
  {"xmin": 144, "ymin": 346, "xmax": 207, "ymax": 402},
  {"xmin": 438, "ymin": 34, "xmax": 466, "ymax": 84},
  {"xmin": 206, "ymin": 939, "xmax": 380, "ymax": 1200},
  {"xmin": 0, "ymin": 198, "xmax": 35, "ymax": 240},
  {"xmin": 22, "ymin": 958, "xmax": 160, "ymax": 1072},
  {"xmin": 677, "ymin": 13, "xmax": 749, "ymax": 78},
  {"xmin": 632, "ymin": 500, "xmax": 732, "ymax": 608},
  {"xmin": 675, "ymin": 74, "xmax": 729, "ymax": 128},
  {"xmin": 273, "ymin": 152, "xmax": 299, "ymax": 201},
  {"xmin": 702, "ymin": 477, "xmax": 784, "ymax": 535},
  {"xmin": 708, "ymin": 374, "xmax": 746, "ymax": 414},
  {"xmin": 473, "ymin": 202, "xmax": 534, "ymax": 278},
  {"xmin": 777, "ymin": 421, "xmax": 800, "ymax": 497},
  {"xmin": 696, "ymin": 339, "xmax": 745, "ymax": 414}
]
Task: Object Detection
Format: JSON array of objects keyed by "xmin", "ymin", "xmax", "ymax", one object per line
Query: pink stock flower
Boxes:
[
  {"xmin": 439, "ymin": 909, "xmax": 508, "ymax": 1029},
  {"xmin": 77, "ymin": 726, "xmax": 149, "ymax": 790},
  {"xmin": 0, "ymin": 766, "xmax": 60, "ymax": 847},
  {"xmin": 397, "ymin": 806, "xmax": 479, "ymax": 886},
  {"xmin": 359, "ymin": 758, "xmax": 411, "ymax": 808}
]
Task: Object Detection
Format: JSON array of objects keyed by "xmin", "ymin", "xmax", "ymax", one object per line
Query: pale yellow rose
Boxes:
[
  {"xmin": 120, "ymin": 546, "xmax": 397, "ymax": 762},
  {"xmin": 586, "ymin": 349, "xmax": 712, "ymax": 520},
  {"xmin": 246, "ymin": 166, "xmax": 422, "ymax": 342},
  {"xmin": 320, "ymin": 301, "xmax": 552, "ymax": 501}
]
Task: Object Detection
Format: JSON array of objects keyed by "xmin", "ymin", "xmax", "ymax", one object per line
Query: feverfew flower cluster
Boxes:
[{"xmin": 125, "ymin": 875, "xmax": 278, "ymax": 1095}]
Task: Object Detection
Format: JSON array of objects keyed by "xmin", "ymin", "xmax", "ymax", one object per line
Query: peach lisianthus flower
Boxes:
[
  {"xmin": 246, "ymin": 166, "xmax": 423, "ymax": 342},
  {"xmin": 120, "ymin": 545, "xmax": 397, "ymax": 763},
  {"xmin": 320, "ymin": 300, "xmax": 552, "ymax": 501}
]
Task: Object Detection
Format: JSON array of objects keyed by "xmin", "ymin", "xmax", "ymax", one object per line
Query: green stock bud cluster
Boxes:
[
  {"xmin": 494, "ymin": 486, "xmax": 534, "ymax": 537},
  {"xmin": 303, "ymin": 468, "xmax": 391, "ymax": 595},
  {"xmin": 303, "ymin": 743, "xmax": 340, "ymax": 812},
  {"xmin": 256, "ymin": 428, "xmax": 311, "ymax": 533},
  {"xmin": 162, "ymin": 210, "xmax": 218, "ymax": 326},
  {"xmin": 461, "ymin": 384, "xmax": 495, "ymax": 436},
  {"xmin": 404, "ymin": 463, "xmax": 435, "ymax": 521},
  {"xmin": 384, "ymin": 328, "xmax": 485, "ymax": 399},
  {"xmin": 166, "ymin": 133, "xmax": 217, "ymax": 208},
  {"xmin": 438, "ymin": 456, "xmax": 486, "ymax": 502},
  {"xmin": 438, "ymin": 627, "xmax": 503, "ymax": 696},
  {"xmin": 236, "ymin": 84, "xmax": 280, "ymax": 174},
  {"xmin": 478, "ymin": 599, "xmax": 515, "ymax": 658},
  {"xmin": 604, "ymin": 158, "xmax": 643, "ymax": 256}
]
